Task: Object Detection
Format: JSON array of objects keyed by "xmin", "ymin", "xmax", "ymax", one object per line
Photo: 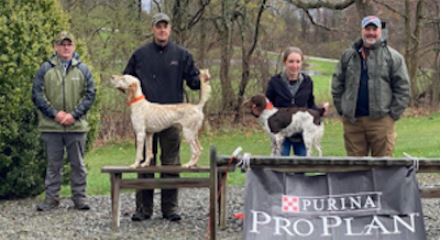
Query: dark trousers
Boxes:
[
  {"xmin": 41, "ymin": 132, "xmax": 87, "ymax": 202},
  {"xmin": 281, "ymin": 138, "xmax": 307, "ymax": 156},
  {"xmin": 135, "ymin": 126, "xmax": 181, "ymax": 216}
]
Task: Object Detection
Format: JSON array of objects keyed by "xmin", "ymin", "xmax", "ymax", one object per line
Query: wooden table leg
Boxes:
[
  {"xmin": 210, "ymin": 147, "xmax": 218, "ymax": 240},
  {"xmin": 218, "ymin": 171, "xmax": 228, "ymax": 229},
  {"xmin": 110, "ymin": 173, "xmax": 122, "ymax": 231}
]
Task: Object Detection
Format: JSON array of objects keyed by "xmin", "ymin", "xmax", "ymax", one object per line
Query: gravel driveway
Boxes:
[{"xmin": 0, "ymin": 182, "xmax": 439, "ymax": 239}]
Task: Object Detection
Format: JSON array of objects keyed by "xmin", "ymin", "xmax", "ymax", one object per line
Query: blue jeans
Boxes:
[{"xmin": 281, "ymin": 138, "xmax": 307, "ymax": 156}]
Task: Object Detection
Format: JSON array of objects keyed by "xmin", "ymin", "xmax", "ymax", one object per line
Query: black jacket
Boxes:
[
  {"xmin": 123, "ymin": 41, "xmax": 200, "ymax": 104},
  {"xmin": 265, "ymin": 73, "xmax": 322, "ymax": 141},
  {"xmin": 266, "ymin": 73, "xmax": 320, "ymax": 110}
]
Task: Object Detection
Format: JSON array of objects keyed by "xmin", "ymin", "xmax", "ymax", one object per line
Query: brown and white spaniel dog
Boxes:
[{"xmin": 246, "ymin": 94, "xmax": 324, "ymax": 156}]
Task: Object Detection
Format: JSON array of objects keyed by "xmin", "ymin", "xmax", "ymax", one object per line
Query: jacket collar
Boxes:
[
  {"xmin": 153, "ymin": 40, "xmax": 170, "ymax": 51},
  {"xmin": 278, "ymin": 73, "xmax": 305, "ymax": 98},
  {"xmin": 49, "ymin": 53, "xmax": 80, "ymax": 67}
]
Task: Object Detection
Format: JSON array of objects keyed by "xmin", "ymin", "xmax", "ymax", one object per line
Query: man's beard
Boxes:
[{"xmin": 362, "ymin": 37, "xmax": 379, "ymax": 47}]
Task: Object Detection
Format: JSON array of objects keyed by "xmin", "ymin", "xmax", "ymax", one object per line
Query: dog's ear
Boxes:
[
  {"xmin": 307, "ymin": 109, "xmax": 323, "ymax": 125},
  {"xmin": 127, "ymin": 83, "xmax": 137, "ymax": 102},
  {"xmin": 129, "ymin": 83, "xmax": 137, "ymax": 91},
  {"xmin": 251, "ymin": 104, "xmax": 262, "ymax": 117}
]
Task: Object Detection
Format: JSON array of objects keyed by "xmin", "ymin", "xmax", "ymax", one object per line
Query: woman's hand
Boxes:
[{"xmin": 322, "ymin": 102, "xmax": 330, "ymax": 116}]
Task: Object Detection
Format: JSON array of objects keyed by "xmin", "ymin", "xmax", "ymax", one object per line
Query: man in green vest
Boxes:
[{"xmin": 32, "ymin": 31, "xmax": 96, "ymax": 211}]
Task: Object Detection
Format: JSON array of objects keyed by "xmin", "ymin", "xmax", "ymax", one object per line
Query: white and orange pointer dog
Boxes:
[{"xmin": 111, "ymin": 70, "xmax": 211, "ymax": 168}]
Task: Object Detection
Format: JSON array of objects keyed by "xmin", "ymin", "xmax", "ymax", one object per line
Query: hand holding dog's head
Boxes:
[{"xmin": 199, "ymin": 69, "xmax": 210, "ymax": 82}]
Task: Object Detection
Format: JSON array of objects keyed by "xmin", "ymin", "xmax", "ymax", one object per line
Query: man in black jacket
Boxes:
[{"xmin": 123, "ymin": 13, "xmax": 201, "ymax": 222}]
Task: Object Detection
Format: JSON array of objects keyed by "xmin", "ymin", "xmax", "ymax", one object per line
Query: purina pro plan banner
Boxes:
[{"xmin": 243, "ymin": 167, "xmax": 426, "ymax": 240}]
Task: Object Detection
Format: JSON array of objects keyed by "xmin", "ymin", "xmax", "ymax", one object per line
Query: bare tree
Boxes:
[
  {"xmin": 373, "ymin": 0, "xmax": 437, "ymax": 106},
  {"xmin": 162, "ymin": 0, "xmax": 210, "ymax": 45},
  {"xmin": 211, "ymin": 0, "xmax": 237, "ymax": 112},
  {"xmin": 284, "ymin": 0, "xmax": 355, "ymax": 9},
  {"xmin": 429, "ymin": 1, "xmax": 440, "ymax": 107},
  {"xmin": 404, "ymin": 0, "xmax": 424, "ymax": 106},
  {"xmin": 233, "ymin": 0, "xmax": 268, "ymax": 122}
]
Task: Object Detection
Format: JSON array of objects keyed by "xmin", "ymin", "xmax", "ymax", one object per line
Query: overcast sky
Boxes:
[{"xmin": 142, "ymin": 0, "xmax": 152, "ymax": 12}]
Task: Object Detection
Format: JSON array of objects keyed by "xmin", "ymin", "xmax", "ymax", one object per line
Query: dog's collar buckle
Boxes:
[{"xmin": 128, "ymin": 95, "xmax": 145, "ymax": 106}]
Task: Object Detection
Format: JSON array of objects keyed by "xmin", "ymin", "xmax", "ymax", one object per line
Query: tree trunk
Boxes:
[
  {"xmin": 219, "ymin": 29, "xmax": 235, "ymax": 111},
  {"xmin": 404, "ymin": 0, "xmax": 424, "ymax": 106},
  {"xmin": 233, "ymin": 0, "xmax": 267, "ymax": 123},
  {"xmin": 430, "ymin": 48, "xmax": 440, "ymax": 107},
  {"xmin": 355, "ymin": 0, "xmax": 375, "ymax": 18},
  {"xmin": 197, "ymin": 19, "xmax": 208, "ymax": 68}
]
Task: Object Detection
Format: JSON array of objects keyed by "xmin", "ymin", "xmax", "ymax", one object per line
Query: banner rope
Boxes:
[{"xmin": 403, "ymin": 152, "xmax": 419, "ymax": 171}]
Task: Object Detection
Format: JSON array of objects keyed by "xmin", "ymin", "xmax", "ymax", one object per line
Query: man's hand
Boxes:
[
  {"xmin": 55, "ymin": 111, "xmax": 67, "ymax": 124},
  {"xmin": 199, "ymin": 69, "xmax": 210, "ymax": 82},
  {"xmin": 322, "ymin": 102, "xmax": 330, "ymax": 116},
  {"xmin": 55, "ymin": 111, "xmax": 75, "ymax": 126},
  {"xmin": 60, "ymin": 113, "xmax": 75, "ymax": 126}
]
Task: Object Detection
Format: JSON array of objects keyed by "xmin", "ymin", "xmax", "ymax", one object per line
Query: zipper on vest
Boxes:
[{"xmin": 62, "ymin": 68, "xmax": 67, "ymax": 131}]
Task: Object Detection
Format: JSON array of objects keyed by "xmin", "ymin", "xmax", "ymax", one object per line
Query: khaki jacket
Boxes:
[{"xmin": 331, "ymin": 39, "xmax": 410, "ymax": 121}]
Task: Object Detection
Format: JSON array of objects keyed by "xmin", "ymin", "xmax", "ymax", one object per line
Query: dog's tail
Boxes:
[{"xmin": 197, "ymin": 69, "xmax": 211, "ymax": 109}]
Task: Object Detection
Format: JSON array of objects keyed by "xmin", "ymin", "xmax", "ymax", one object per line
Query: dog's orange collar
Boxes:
[
  {"xmin": 265, "ymin": 101, "xmax": 273, "ymax": 109},
  {"xmin": 128, "ymin": 95, "xmax": 145, "ymax": 106}
]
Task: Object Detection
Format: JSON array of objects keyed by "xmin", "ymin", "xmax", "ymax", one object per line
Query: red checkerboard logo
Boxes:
[{"xmin": 282, "ymin": 195, "xmax": 300, "ymax": 213}]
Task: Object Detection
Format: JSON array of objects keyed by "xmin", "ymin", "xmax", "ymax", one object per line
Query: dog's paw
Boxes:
[
  {"xmin": 182, "ymin": 162, "xmax": 196, "ymax": 168},
  {"xmin": 140, "ymin": 161, "xmax": 151, "ymax": 168},
  {"xmin": 130, "ymin": 162, "xmax": 140, "ymax": 168}
]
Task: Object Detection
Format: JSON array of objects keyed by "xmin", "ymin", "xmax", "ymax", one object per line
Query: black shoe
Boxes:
[
  {"xmin": 74, "ymin": 200, "xmax": 90, "ymax": 211},
  {"xmin": 36, "ymin": 199, "xmax": 59, "ymax": 211},
  {"xmin": 163, "ymin": 213, "xmax": 181, "ymax": 222},
  {"xmin": 131, "ymin": 212, "xmax": 151, "ymax": 221}
]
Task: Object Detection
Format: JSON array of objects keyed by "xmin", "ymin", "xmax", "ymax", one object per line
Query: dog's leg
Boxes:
[
  {"xmin": 131, "ymin": 131, "xmax": 146, "ymax": 168},
  {"xmin": 316, "ymin": 125, "xmax": 324, "ymax": 157},
  {"xmin": 303, "ymin": 132, "xmax": 313, "ymax": 157},
  {"xmin": 316, "ymin": 143, "xmax": 322, "ymax": 157},
  {"xmin": 182, "ymin": 128, "xmax": 201, "ymax": 168},
  {"xmin": 140, "ymin": 133, "xmax": 154, "ymax": 167},
  {"xmin": 270, "ymin": 136, "xmax": 278, "ymax": 155},
  {"xmin": 312, "ymin": 134, "xmax": 323, "ymax": 157},
  {"xmin": 272, "ymin": 134, "xmax": 284, "ymax": 156},
  {"xmin": 183, "ymin": 140, "xmax": 201, "ymax": 168}
]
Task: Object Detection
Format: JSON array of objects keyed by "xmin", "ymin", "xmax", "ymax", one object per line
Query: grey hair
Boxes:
[{"xmin": 282, "ymin": 47, "xmax": 304, "ymax": 62}]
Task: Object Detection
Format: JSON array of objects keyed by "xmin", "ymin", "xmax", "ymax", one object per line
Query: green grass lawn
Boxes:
[
  {"xmin": 305, "ymin": 56, "xmax": 337, "ymax": 104},
  {"xmin": 58, "ymin": 113, "xmax": 440, "ymax": 197}
]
